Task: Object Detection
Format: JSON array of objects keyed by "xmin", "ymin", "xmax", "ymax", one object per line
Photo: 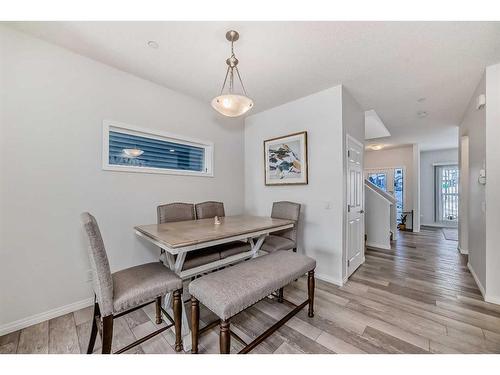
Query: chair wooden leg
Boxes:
[
  {"xmin": 101, "ymin": 315, "xmax": 113, "ymax": 354},
  {"xmin": 220, "ymin": 320, "xmax": 231, "ymax": 354},
  {"xmin": 190, "ymin": 297, "xmax": 199, "ymax": 354},
  {"xmin": 155, "ymin": 296, "xmax": 163, "ymax": 324},
  {"xmin": 173, "ymin": 289, "xmax": 183, "ymax": 352},
  {"xmin": 86, "ymin": 301, "xmax": 100, "ymax": 354},
  {"xmin": 277, "ymin": 288, "xmax": 284, "ymax": 303},
  {"xmin": 308, "ymin": 270, "xmax": 315, "ymax": 318}
]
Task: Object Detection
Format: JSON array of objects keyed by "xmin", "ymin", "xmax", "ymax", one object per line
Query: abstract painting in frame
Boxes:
[{"xmin": 264, "ymin": 131, "xmax": 308, "ymax": 185}]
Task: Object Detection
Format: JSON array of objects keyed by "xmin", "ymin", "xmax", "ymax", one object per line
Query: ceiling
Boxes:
[{"xmin": 7, "ymin": 21, "xmax": 500, "ymax": 150}]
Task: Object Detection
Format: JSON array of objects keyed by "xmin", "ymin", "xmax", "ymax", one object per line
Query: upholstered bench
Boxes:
[{"xmin": 189, "ymin": 250, "xmax": 316, "ymax": 354}]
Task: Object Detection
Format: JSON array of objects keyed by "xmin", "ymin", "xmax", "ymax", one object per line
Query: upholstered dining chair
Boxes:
[
  {"xmin": 261, "ymin": 201, "xmax": 301, "ymax": 253},
  {"xmin": 195, "ymin": 201, "xmax": 225, "ymax": 219},
  {"xmin": 157, "ymin": 202, "xmax": 221, "ymax": 271},
  {"xmin": 157, "ymin": 202, "xmax": 195, "ymax": 224},
  {"xmin": 81, "ymin": 212, "xmax": 183, "ymax": 354}
]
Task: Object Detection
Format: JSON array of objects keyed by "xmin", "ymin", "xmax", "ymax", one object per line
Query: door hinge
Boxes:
[
  {"xmin": 347, "ymin": 204, "xmax": 351, "ymax": 212},
  {"xmin": 347, "ymin": 150, "xmax": 351, "ymax": 158}
]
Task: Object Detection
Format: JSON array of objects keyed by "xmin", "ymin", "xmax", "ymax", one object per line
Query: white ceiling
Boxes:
[{"xmin": 7, "ymin": 21, "xmax": 500, "ymax": 150}]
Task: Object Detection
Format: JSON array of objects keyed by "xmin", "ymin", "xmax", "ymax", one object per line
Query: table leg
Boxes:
[
  {"xmin": 250, "ymin": 234, "xmax": 267, "ymax": 258},
  {"xmin": 161, "ymin": 252, "xmax": 192, "ymax": 352}
]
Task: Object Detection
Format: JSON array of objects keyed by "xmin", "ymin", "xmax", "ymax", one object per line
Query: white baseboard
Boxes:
[
  {"xmin": 0, "ymin": 297, "xmax": 94, "ymax": 336},
  {"xmin": 457, "ymin": 245, "xmax": 468, "ymax": 255},
  {"xmin": 467, "ymin": 262, "xmax": 486, "ymax": 298},
  {"xmin": 366, "ymin": 242, "xmax": 391, "ymax": 250},
  {"xmin": 485, "ymin": 294, "xmax": 500, "ymax": 305},
  {"xmin": 315, "ymin": 272, "xmax": 343, "ymax": 287}
]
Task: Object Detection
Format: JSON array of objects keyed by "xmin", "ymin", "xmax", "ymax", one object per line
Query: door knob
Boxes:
[{"xmin": 359, "ymin": 210, "xmax": 365, "ymax": 214}]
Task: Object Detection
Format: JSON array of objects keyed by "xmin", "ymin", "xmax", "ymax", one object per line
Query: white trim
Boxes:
[
  {"xmin": 467, "ymin": 262, "xmax": 485, "ymax": 298},
  {"xmin": 316, "ymin": 272, "xmax": 344, "ymax": 287},
  {"xmin": 0, "ymin": 297, "xmax": 94, "ymax": 336},
  {"xmin": 102, "ymin": 120, "xmax": 214, "ymax": 177},
  {"xmin": 432, "ymin": 161, "xmax": 459, "ymax": 166},
  {"xmin": 485, "ymin": 294, "xmax": 500, "ymax": 305},
  {"xmin": 457, "ymin": 245, "xmax": 468, "ymax": 255},
  {"xmin": 366, "ymin": 242, "xmax": 391, "ymax": 250}
]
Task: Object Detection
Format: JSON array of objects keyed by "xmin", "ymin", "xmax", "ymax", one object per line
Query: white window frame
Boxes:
[
  {"xmin": 102, "ymin": 120, "xmax": 214, "ymax": 177},
  {"xmin": 434, "ymin": 163, "xmax": 459, "ymax": 223}
]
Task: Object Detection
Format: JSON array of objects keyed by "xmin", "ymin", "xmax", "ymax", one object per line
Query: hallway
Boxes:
[{"xmin": 318, "ymin": 226, "xmax": 500, "ymax": 353}]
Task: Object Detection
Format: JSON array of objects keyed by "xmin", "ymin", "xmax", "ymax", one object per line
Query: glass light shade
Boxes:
[
  {"xmin": 211, "ymin": 94, "xmax": 254, "ymax": 117},
  {"xmin": 123, "ymin": 148, "xmax": 144, "ymax": 158}
]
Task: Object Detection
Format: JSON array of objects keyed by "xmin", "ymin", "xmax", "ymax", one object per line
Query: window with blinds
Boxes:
[{"xmin": 102, "ymin": 121, "xmax": 213, "ymax": 176}]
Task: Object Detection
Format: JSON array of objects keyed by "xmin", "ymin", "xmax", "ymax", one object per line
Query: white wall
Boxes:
[
  {"xmin": 364, "ymin": 145, "xmax": 414, "ymax": 214},
  {"xmin": 485, "ymin": 63, "xmax": 500, "ymax": 304},
  {"xmin": 420, "ymin": 148, "xmax": 458, "ymax": 226},
  {"xmin": 244, "ymin": 85, "xmax": 364, "ymax": 285},
  {"xmin": 0, "ymin": 26, "xmax": 245, "ymax": 331},
  {"xmin": 459, "ymin": 73, "xmax": 486, "ymax": 292}
]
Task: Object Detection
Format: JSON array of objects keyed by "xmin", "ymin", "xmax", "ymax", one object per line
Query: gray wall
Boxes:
[
  {"xmin": 459, "ymin": 73, "xmax": 486, "ymax": 290},
  {"xmin": 485, "ymin": 63, "xmax": 500, "ymax": 302},
  {"xmin": 244, "ymin": 86, "xmax": 345, "ymax": 285},
  {"xmin": 420, "ymin": 148, "xmax": 458, "ymax": 226},
  {"xmin": 244, "ymin": 85, "xmax": 364, "ymax": 285},
  {"xmin": 0, "ymin": 26, "xmax": 245, "ymax": 329}
]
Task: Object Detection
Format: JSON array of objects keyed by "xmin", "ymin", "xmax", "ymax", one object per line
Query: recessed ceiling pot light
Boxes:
[
  {"xmin": 417, "ymin": 97, "xmax": 426, "ymax": 103},
  {"xmin": 417, "ymin": 110, "xmax": 428, "ymax": 118},
  {"xmin": 147, "ymin": 41, "xmax": 159, "ymax": 49}
]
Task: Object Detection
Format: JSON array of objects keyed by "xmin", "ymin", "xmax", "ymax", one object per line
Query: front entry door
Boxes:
[{"xmin": 346, "ymin": 135, "xmax": 364, "ymax": 278}]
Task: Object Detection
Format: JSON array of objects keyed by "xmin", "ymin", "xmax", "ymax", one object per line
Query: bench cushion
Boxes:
[{"xmin": 188, "ymin": 251, "xmax": 315, "ymax": 320}]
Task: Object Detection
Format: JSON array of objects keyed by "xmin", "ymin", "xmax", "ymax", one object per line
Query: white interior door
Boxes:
[{"xmin": 346, "ymin": 135, "xmax": 365, "ymax": 278}]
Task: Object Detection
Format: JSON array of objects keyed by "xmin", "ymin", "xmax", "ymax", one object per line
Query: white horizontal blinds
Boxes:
[
  {"xmin": 436, "ymin": 165, "xmax": 459, "ymax": 222},
  {"xmin": 109, "ymin": 130, "xmax": 205, "ymax": 172}
]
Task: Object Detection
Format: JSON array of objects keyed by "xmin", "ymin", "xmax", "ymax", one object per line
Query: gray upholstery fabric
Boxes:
[
  {"xmin": 183, "ymin": 248, "xmax": 221, "ymax": 270},
  {"xmin": 157, "ymin": 202, "xmax": 195, "ymax": 224},
  {"xmin": 80, "ymin": 212, "xmax": 114, "ymax": 317},
  {"xmin": 195, "ymin": 201, "xmax": 225, "ymax": 219},
  {"xmin": 189, "ymin": 251, "xmax": 316, "ymax": 320},
  {"xmin": 218, "ymin": 242, "xmax": 252, "ymax": 259},
  {"xmin": 260, "ymin": 235, "xmax": 295, "ymax": 253},
  {"xmin": 262, "ymin": 201, "xmax": 301, "ymax": 252},
  {"xmin": 113, "ymin": 262, "xmax": 182, "ymax": 314}
]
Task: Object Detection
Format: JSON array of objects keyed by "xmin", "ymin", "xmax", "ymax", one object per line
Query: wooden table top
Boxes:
[{"xmin": 135, "ymin": 215, "xmax": 294, "ymax": 249}]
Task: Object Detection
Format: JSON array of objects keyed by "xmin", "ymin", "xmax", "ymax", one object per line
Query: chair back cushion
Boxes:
[
  {"xmin": 80, "ymin": 212, "xmax": 114, "ymax": 316},
  {"xmin": 157, "ymin": 202, "xmax": 195, "ymax": 224},
  {"xmin": 271, "ymin": 201, "xmax": 301, "ymax": 244},
  {"xmin": 195, "ymin": 201, "xmax": 225, "ymax": 219}
]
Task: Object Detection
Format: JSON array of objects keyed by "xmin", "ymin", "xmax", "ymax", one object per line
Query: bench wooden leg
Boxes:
[
  {"xmin": 308, "ymin": 270, "xmax": 315, "ymax": 318},
  {"xmin": 278, "ymin": 288, "xmax": 284, "ymax": 303},
  {"xmin": 87, "ymin": 300, "xmax": 100, "ymax": 354},
  {"xmin": 173, "ymin": 289, "xmax": 183, "ymax": 352},
  {"xmin": 191, "ymin": 297, "xmax": 199, "ymax": 354},
  {"xmin": 155, "ymin": 296, "xmax": 163, "ymax": 324},
  {"xmin": 220, "ymin": 320, "xmax": 231, "ymax": 354},
  {"xmin": 102, "ymin": 315, "xmax": 113, "ymax": 354}
]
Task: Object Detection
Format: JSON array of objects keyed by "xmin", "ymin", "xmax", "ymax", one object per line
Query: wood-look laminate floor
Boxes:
[{"xmin": 2, "ymin": 227, "xmax": 500, "ymax": 354}]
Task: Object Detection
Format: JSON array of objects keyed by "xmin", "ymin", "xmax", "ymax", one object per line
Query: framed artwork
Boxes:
[{"xmin": 264, "ymin": 131, "xmax": 308, "ymax": 185}]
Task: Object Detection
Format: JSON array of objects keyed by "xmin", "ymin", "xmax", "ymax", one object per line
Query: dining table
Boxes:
[{"xmin": 134, "ymin": 214, "xmax": 295, "ymax": 351}]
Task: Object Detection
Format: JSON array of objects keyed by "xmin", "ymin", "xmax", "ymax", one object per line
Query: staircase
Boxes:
[{"xmin": 364, "ymin": 179, "xmax": 397, "ymax": 249}]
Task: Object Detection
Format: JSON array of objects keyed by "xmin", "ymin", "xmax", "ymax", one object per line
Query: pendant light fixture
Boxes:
[{"xmin": 211, "ymin": 30, "xmax": 254, "ymax": 117}]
